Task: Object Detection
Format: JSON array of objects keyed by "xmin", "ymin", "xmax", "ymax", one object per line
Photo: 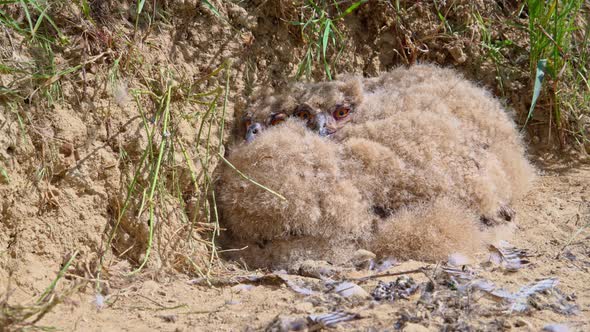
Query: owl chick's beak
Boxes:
[
  {"xmin": 245, "ymin": 123, "xmax": 264, "ymax": 143},
  {"xmin": 314, "ymin": 113, "xmax": 329, "ymax": 137},
  {"xmin": 313, "ymin": 113, "xmax": 339, "ymax": 137}
]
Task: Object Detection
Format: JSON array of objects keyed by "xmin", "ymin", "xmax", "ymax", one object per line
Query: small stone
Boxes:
[
  {"xmin": 294, "ymin": 301, "xmax": 314, "ymax": 314},
  {"xmin": 59, "ymin": 142, "xmax": 73, "ymax": 156},
  {"xmin": 231, "ymin": 284, "xmax": 254, "ymax": 293},
  {"xmin": 266, "ymin": 315, "xmax": 307, "ymax": 331},
  {"xmin": 403, "ymin": 323, "xmax": 429, "ymax": 332},
  {"xmin": 297, "ymin": 260, "xmax": 339, "ymax": 278},
  {"xmin": 448, "ymin": 45, "xmax": 467, "ymax": 64},
  {"xmin": 514, "ymin": 318, "xmax": 532, "ymax": 328},
  {"xmin": 158, "ymin": 314, "xmax": 177, "ymax": 323},
  {"xmin": 334, "ymin": 282, "xmax": 370, "ymax": 299},
  {"xmin": 351, "ymin": 249, "xmax": 377, "ymax": 269}
]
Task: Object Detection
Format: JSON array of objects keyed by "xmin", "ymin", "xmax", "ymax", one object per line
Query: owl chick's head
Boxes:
[{"xmin": 241, "ymin": 76, "xmax": 363, "ymax": 142}]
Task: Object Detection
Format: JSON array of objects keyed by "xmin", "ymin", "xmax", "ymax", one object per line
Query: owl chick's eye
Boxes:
[
  {"xmin": 292, "ymin": 104, "xmax": 316, "ymax": 122},
  {"xmin": 332, "ymin": 104, "xmax": 351, "ymax": 121},
  {"xmin": 269, "ymin": 113, "xmax": 287, "ymax": 126},
  {"xmin": 294, "ymin": 109, "xmax": 313, "ymax": 121}
]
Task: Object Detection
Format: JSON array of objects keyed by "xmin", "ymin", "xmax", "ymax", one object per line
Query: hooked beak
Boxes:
[
  {"xmin": 314, "ymin": 113, "xmax": 336, "ymax": 137},
  {"xmin": 315, "ymin": 113, "xmax": 328, "ymax": 137}
]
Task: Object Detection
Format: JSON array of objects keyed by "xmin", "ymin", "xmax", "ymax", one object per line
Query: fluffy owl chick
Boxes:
[
  {"xmin": 218, "ymin": 119, "xmax": 372, "ymax": 267},
  {"xmin": 337, "ymin": 65, "xmax": 534, "ymax": 223},
  {"xmin": 219, "ymin": 64, "xmax": 535, "ymax": 268}
]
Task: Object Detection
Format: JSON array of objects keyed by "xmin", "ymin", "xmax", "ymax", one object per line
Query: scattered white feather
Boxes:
[
  {"xmin": 113, "ymin": 80, "xmax": 130, "ymax": 107},
  {"xmin": 308, "ymin": 311, "xmax": 360, "ymax": 326},
  {"xmin": 93, "ymin": 294, "xmax": 105, "ymax": 310},
  {"xmin": 510, "ymin": 278, "xmax": 559, "ymax": 312},
  {"xmin": 488, "ymin": 241, "xmax": 531, "ymax": 271},
  {"xmin": 543, "ymin": 324, "xmax": 570, "ymax": 332}
]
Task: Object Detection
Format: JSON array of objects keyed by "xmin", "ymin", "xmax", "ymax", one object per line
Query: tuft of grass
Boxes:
[
  {"xmin": 433, "ymin": 0, "xmax": 454, "ymax": 34},
  {"xmin": 95, "ymin": 61, "xmax": 235, "ymax": 288},
  {"xmin": 0, "ymin": 1, "xmax": 95, "ymax": 107},
  {"xmin": 0, "ymin": 251, "xmax": 80, "ymax": 331},
  {"xmin": 292, "ymin": 0, "xmax": 368, "ymax": 80},
  {"xmin": 473, "ymin": 11, "xmax": 517, "ymax": 98},
  {"xmin": 0, "ymin": 1, "xmax": 242, "ymax": 291},
  {"xmin": 526, "ymin": 0, "xmax": 589, "ymax": 146}
]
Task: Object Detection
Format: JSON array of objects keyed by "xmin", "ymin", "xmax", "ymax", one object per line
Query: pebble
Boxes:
[
  {"xmin": 231, "ymin": 284, "xmax": 254, "ymax": 292},
  {"xmin": 334, "ymin": 282, "xmax": 370, "ymax": 299},
  {"xmin": 293, "ymin": 301, "xmax": 314, "ymax": 314},
  {"xmin": 403, "ymin": 323, "xmax": 430, "ymax": 332},
  {"xmin": 514, "ymin": 318, "xmax": 532, "ymax": 328},
  {"xmin": 448, "ymin": 45, "xmax": 467, "ymax": 63}
]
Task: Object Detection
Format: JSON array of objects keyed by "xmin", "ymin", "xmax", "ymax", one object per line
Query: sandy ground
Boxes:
[{"xmin": 4, "ymin": 158, "xmax": 585, "ymax": 331}]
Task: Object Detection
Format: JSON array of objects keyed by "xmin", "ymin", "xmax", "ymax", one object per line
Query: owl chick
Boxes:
[
  {"xmin": 218, "ymin": 119, "xmax": 373, "ymax": 267},
  {"xmin": 339, "ymin": 65, "xmax": 535, "ymax": 223}
]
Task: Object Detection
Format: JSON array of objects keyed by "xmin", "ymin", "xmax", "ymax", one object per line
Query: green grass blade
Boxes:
[
  {"xmin": 80, "ymin": 0, "xmax": 91, "ymax": 19},
  {"xmin": 37, "ymin": 251, "xmax": 79, "ymax": 304},
  {"xmin": 0, "ymin": 164, "xmax": 9, "ymax": 183},
  {"xmin": 335, "ymin": 0, "xmax": 368, "ymax": 20},
  {"xmin": 201, "ymin": 0, "xmax": 222, "ymax": 18},
  {"xmin": 129, "ymin": 85, "xmax": 172, "ymax": 275},
  {"xmin": 322, "ymin": 20, "xmax": 331, "ymax": 59},
  {"xmin": 307, "ymin": 0, "xmax": 322, "ymax": 13},
  {"xmin": 322, "ymin": 19, "xmax": 334, "ymax": 80},
  {"xmin": 19, "ymin": 0, "xmax": 34, "ymax": 38},
  {"xmin": 523, "ymin": 58, "xmax": 548, "ymax": 128},
  {"xmin": 32, "ymin": 5, "xmax": 49, "ymax": 36},
  {"xmin": 0, "ymin": 9, "xmax": 26, "ymax": 34},
  {"xmin": 218, "ymin": 153, "xmax": 286, "ymax": 201},
  {"xmin": 218, "ymin": 61, "xmax": 230, "ymax": 153},
  {"xmin": 134, "ymin": 0, "xmax": 147, "ymax": 31},
  {"xmin": 137, "ymin": 0, "xmax": 146, "ymax": 15}
]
